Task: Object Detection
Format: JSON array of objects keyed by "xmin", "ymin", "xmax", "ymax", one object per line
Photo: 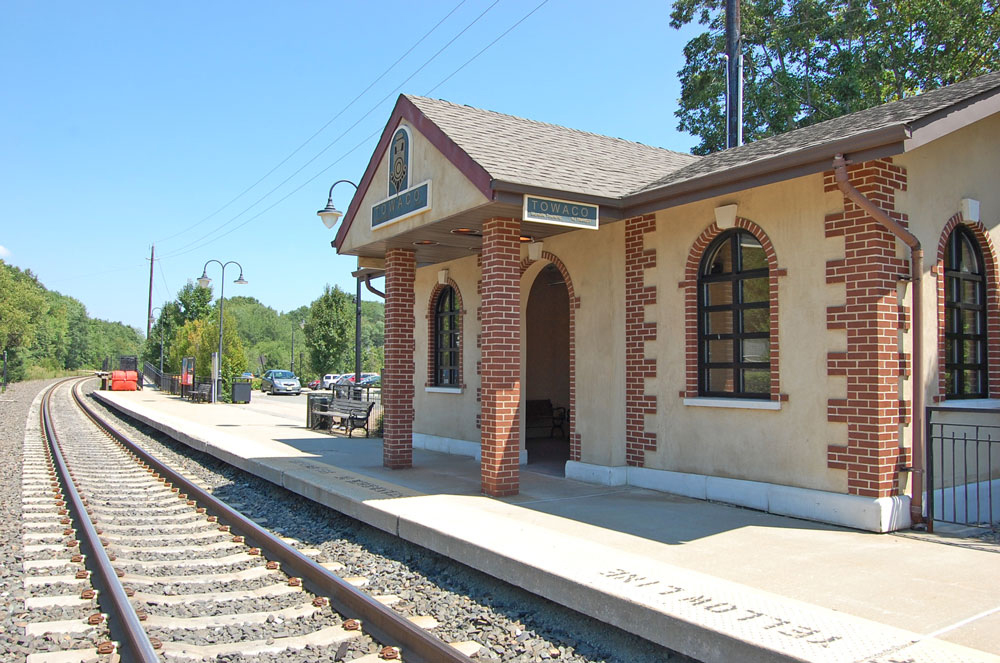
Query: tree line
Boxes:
[
  {"xmin": 0, "ymin": 259, "xmax": 384, "ymax": 390},
  {"xmin": 0, "ymin": 260, "xmax": 144, "ymax": 381},
  {"xmin": 143, "ymin": 281, "xmax": 384, "ymax": 393},
  {"xmin": 671, "ymin": 0, "xmax": 1000, "ymax": 154}
]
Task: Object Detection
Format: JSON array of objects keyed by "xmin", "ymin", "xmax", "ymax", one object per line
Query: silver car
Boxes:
[{"xmin": 261, "ymin": 370, "xmax": 301, "ymax": 395}]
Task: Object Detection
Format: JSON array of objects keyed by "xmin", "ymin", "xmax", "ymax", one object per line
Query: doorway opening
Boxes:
[{"xmin": 525, "ymin": 263, "xmax": 571, "ymax": 475}]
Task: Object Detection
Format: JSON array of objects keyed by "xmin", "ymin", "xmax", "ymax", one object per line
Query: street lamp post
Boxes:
[
  {"xmin": 316, "ymin": 180, "xmax": 361, "ymax": 396},
  {"xmin": 197, "ymin": 260, "xmax": 247, "ymax": 403}
]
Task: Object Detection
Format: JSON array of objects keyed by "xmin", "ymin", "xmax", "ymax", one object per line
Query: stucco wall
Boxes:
[
  {"xmin": 340, "ymin": 120, "xmax": 490, "ymax": 255},
  {"xmin": 896, "ymin": 112, "xmax": 1000, "ymax": 407},
  {"xmin": 525, "ymin": 271, "xmax": 570, "ymax": 408},
  {"xmin": 412, "ymin": 254, "xmax": 481, "ymax": 443},
  {"xmin": 640, "ymin": 174, "xmax": 846, "ymax": 492},
  {"xmin": 521, "ymin": 222, "xmax": 627, "ymax": 466},
  {"xmin": 401, "ymin": 112, "xmax": 1000, "ymax": 496}
]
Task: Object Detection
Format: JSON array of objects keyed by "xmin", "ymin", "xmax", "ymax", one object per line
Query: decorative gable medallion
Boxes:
[
  {"xmin": 389, "ymin": 127, "xmax": 409, "ymax": 195},
  {"xmin": 372, "ymin": 125, "xmax": 432, "ymax": 230}
]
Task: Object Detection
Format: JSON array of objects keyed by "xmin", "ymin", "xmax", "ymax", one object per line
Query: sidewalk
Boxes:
[{"xmin": 93, "ymin": 387, "xmax": 1000, "ymax": 663}]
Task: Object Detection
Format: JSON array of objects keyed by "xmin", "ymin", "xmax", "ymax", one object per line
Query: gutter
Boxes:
[{"xmin": 832, "ymin": 154, "xmax": 924, "ymax": 525}]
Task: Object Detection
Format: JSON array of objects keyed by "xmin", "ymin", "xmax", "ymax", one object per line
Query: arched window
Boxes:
[
  {"xmin": 698, "ymin": 229, "xmax": 770, "ymax": 398},
  {"xmin": 434, "ymin": 285, "xmax": 460, "ymax": 386},
  {"xmin": 944, "ymin": 226, "xmax": 987, "ymax": 398}
]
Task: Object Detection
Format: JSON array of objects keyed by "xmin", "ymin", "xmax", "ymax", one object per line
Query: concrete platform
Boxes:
[{"xmin": 93, "ymin": 386, "xmax": 1000, "ymax": 663}]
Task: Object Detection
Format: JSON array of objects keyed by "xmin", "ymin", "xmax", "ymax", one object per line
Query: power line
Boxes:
[
  {"xmin": 158, "ymin": 0, "xmax": 504, "ymax": 261},
  {"xmin": 152, "ymin": 0, "xmax": 471, "ymax": 247},
  {"xmin": 426, "ymin": 0, "xmax": 551, "ymax": 95}
]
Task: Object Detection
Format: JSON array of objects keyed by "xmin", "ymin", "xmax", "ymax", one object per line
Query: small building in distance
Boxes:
[{"xmin": 332, "ymin": 71, "xmax": 1000, "ymax": 532}]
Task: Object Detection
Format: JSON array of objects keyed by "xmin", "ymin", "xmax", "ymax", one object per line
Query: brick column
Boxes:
[
  {"xmin": 824, "ymin": 158, "xmax": 909, "ymax": 498},
  {"xmin": 625, "ymin": 214, "xmax": 658, "ymax": 466},
  {"xmin": 480, "ymin": 217, "xmax": 521, "ymax": 496},
  {"xmin": 383, "ymin": 248, "xmax": 415, "ymax": 469}
]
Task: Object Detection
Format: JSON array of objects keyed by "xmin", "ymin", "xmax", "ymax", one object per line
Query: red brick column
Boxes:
[
  {"xmin": 824, "ymin": 158, "xmax": 909, "ymax": 498},
  {"xmin": 480, "ymin": 217, "xmax": 521, "ymax": 496},
  {"xmin": 383, "ymin": 248, "xmax": 415, "ymax": 469},
  {"xmin": 625, "ymin": 214, "xmax": 658, "ymax": 466}
]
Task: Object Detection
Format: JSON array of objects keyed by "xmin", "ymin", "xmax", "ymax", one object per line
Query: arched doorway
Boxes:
[{"xmin": 525, "ymin": 263, "xmax": 571, "ymax": 474}]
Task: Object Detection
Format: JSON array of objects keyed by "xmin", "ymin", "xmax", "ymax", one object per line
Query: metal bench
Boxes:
[
  {"xmin": 190, "ymin": 384, "xmax": 212, "ymax": 403},
  {"xmin": 525, "ymin": 399, "xmax": 566, "ymax": 438},
  {"xmin": 311, "ymin": 398, "xmax": 376, "ymax": 437}
]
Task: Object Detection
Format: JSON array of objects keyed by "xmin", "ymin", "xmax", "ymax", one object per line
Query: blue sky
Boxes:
[{"xmin": 1, "ymin": 1, "xmax": 702, "ymax": 334}]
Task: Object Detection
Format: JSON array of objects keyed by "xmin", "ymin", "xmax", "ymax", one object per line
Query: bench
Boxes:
[
  {"xmin": 190, "ymin": 384, "xmax": 212, "ymax": 403},
  {"xmin": 525, "ymin": 399, "xmax": 566, "ymax": 438},
  {"xmin": 311, "ymin": 398, "xmax": 376, "ymax": 437}
]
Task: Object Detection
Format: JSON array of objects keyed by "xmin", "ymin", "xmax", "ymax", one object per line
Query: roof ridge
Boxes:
[{"xmin": 404, "ymin": 94, "xmax": 699, "ymax": 161}]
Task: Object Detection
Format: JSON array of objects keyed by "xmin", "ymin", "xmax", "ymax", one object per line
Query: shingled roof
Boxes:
[
  {"xmin": 405, "ymin": 95, "xmax": 700, "ymax": 200},
  {"xmin": 635, "ymin": 70, "xmax": 1000, "ymax": 196}
]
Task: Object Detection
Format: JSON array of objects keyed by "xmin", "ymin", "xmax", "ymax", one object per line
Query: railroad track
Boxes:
[{"xmin": 20, "ymin": 377, "xmax": 478, "ymax": 662}]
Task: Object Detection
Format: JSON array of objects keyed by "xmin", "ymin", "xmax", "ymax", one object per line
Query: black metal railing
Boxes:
[
  {"xmin": 926, "ymin": 405, "xmax": 1000, "ymax": 530},
  {"xmin": 143, "ymin": 361, "xmax": 165, "ymax": 389}
]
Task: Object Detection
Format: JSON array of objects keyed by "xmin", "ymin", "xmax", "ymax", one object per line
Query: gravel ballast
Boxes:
[{"xmin": 82, "ymin": 380, "xmax": 691, "ymax": 663}]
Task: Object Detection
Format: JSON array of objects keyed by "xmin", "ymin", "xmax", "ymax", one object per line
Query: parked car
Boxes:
[
  {"xmin": 306, "ymin": 378, "xmax": 321, "ymax": 390},
  {"xmin": 261, "ymin": 370, "xmax": 301, "ymax": 395},
  {"xmin": 335, "ymin": 372, "xmax": 379, "ymax": 386},
  {"xmin": 322, "ymin": 374, "xmax": 342, "ymax": 389},
  {"xmin": 359, "ymin": 374, "xmax": 381, "ymax": 387}
]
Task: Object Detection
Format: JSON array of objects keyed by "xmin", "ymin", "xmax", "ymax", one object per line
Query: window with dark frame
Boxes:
[
  {"xmin": 944, "ymin": 225, "xmax": 987, "ymax": 398},
  {"xmin": 434, "ymin": 285, "xmax": 460, "ymax": 387},
  {"xmin": 698, "ymin": 229, "xmax": 770, "ymax": 398}
]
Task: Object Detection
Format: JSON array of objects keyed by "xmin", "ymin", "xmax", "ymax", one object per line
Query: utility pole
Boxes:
[
  {"xmin": 726, "ymin": 0, "xmax": 743, "ymax": 148},
  {"xmin": 146, "ymin": 245, "xmax": 155, "ymax": 338}
]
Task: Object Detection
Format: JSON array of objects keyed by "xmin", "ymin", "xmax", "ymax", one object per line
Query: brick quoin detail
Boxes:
[
  {"xmin": 823, "ymin": 158, "xmax": 909, "ymax": 498},
  {"xmin": 625, "ymin": 214, "xmax": 658, "ymax": 466},
  {"xmin": 383, "ymin": 249, "xmax": 416, "ymax": 469},
  {"xmin": 933, "ymin": 214, "xmax": 1000, "ymax": 402},
  {"xmin": 521, "ymin": 251, "xmax": 582, "ymax": 461},
  {"xmin": 425, "ymin": 279, "xmax": 465, "ymax": 388},
  {"xmin": 480, "ymin": 217, "xmax": 521, "ymax": 496},
  {"xmin": 680, "ymin": 218, "xmax": 785, "ymax": 401}
]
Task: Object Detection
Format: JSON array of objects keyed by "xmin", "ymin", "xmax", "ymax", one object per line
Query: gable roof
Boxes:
[
  {"xmin": 336, "ymin": 71, "xmax": 1000, "ymax": 254},
  {"xmin": 404, "ymin": 95, "xmax": 700, "ymax": 200}
]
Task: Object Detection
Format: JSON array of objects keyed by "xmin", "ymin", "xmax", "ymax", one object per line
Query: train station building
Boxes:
[{"xmin": 332, "ymin": 71, "xmax": 1000, "ymax": 532}]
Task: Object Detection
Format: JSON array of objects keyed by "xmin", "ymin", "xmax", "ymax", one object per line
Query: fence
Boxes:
[{"xmin": 926, "ymin": 405, "xmax": 1000, "ymax": 530}]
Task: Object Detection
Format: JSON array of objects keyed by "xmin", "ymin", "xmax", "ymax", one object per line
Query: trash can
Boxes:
[
  {"xmin": 232, "ymin": 379, "xmax": 251, "ymax": 404},
  {"xmin": 307, "ymin": 393, "xmax": 330, "ymax": 428}
]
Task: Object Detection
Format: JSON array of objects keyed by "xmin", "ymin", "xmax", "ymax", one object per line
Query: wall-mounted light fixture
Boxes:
[{"xmin": 317, "ymin": 179, "xmax": 358, "ymax": 229}]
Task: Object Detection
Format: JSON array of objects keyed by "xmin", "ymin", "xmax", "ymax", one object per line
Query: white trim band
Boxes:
[{"xmin": 683, "ymin": 397, "xmax": 781, "ymax": 410}]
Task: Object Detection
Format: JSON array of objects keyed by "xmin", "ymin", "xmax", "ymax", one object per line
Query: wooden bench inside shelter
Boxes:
[
  {"xmin": 311, "ymin": 397, "xmax": 376, "ymax": 437},
  {"xmin": 525, "ymin": 399, "xmax": 566, "ymax": 438}
]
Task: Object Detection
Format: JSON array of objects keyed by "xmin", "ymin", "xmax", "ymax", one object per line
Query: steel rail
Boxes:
[
  {"xmin": 72, "ymin": 379, "xmax": 475, "ymax": 663},
  {"xmin": 41, "ymin": 379, "xmax": 161, "ymax": 662}
]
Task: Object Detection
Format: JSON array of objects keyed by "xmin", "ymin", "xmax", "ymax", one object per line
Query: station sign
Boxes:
[
  {"xmin": 371, "ymin": 180, "xmax": 432, "ymax": 230},
  {"xmin": 523, "ymin": 195, "xmax": 599, "ymax": 230}
]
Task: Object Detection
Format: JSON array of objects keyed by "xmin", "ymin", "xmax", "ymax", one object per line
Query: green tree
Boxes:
[
  {"xmin": 0, "ymin": 261, "xmax": 46, "ymax": 381},
  {"xmin": 177, "ymin": 281, "xmax": 213, "ymax": 323},
  {"xmin": 670, "ymin": 0, "xmax": 1000, "ymax": 154},
  {"xmin": 304, "ymin": 285, "xmax": 354, "ymax": 375},
  {"xmin": 143, "ymin": 302, "xmax": 182, "ymax": 372},
  {"xmin": 166, "ymin": 311, "xmax": 245, "ymax": 401}
]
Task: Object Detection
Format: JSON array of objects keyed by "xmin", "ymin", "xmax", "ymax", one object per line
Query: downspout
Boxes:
[
  {"xmin": 832, "ymin": 154, "xmax": 924, "ymax": 525},
  {"xmin": 364, "ymin": 274, "xmax": 385, "ymax": 299}
]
